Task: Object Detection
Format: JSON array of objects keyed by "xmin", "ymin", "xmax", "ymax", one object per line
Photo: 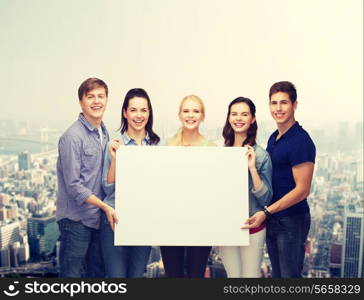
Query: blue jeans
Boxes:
[
  {"xmin": 58, "ymin": 218, "xmax": 105, "ymax": 278},
  {"xmin": 266, "ymin": 212, "xmax": 310, "ymax": 278},
  {"xmin": 99, "ymin": 212, "xmax": 151, "ymax": 278}
]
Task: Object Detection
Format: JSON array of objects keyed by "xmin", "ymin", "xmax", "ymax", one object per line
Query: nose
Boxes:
[{"xmin": 277, "ymin": 103, "xmax": 282, "ymax": 111}]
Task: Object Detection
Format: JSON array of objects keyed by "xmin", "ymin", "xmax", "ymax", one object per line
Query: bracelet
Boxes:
[{"xmin": 263, "ymin": 206, "xmax": 272, "ymax": 218}]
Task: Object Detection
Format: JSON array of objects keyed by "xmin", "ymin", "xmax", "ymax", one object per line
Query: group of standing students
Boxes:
[{"xmin": 56, "ymin": 78, "xmax": 316, "ymax": 278}]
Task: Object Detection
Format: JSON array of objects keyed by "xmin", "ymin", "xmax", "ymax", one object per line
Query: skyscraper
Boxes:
[
  {"xmin": 18, "ymin": 151, "xmax": 31, "ymax": 171},
  {"xmin": 0, "ymin": 221, "xmax": 21, "ymax": 249},
  {"xmin": 341, "ymin": 210, "xmax": 364, "ymax": 277},
  {"xmin": 27, "ymin": 215, "xmax": 59, "ymax": 256}
]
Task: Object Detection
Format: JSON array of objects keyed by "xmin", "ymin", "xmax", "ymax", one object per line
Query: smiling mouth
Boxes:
[
  {"xmin": 185, "ymin": 120, "xmax": 196, "ymax": 124},
  {"xmin": 275, "ymin": 113, "xmax": 285, "ymax": 118},
  {"xmin": 133, "ymin": 120, "xmax": 145, "ymax": 125},
  {"xmin": 91, "ymin": 106, "xmax": 103, "ymax": 111},
  {"xmin": 233, "ymin": 123, "xmax": 245, "ymax": 128}
]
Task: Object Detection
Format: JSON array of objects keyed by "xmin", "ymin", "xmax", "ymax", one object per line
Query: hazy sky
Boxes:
[{"xmin": 0, "ymin": 0, "xmax": 362, "ymax": 135}]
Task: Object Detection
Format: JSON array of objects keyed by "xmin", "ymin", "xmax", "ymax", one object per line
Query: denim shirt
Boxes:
[
  {"xmin": 247, "ymin": 144, "xmax": 273, "ymax": 216},
  {"xmin": 102, "ymin": 132, "xmax": 157, "ymax": 208},
  {"xmin": 56, "ymin": 113, "xmax": 109, "ymax": 229}
]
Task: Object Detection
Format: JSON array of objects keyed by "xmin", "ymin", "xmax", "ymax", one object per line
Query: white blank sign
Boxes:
[{"xmin": 115, "ymin": 146, "xmax": 249, "ymax": 246}]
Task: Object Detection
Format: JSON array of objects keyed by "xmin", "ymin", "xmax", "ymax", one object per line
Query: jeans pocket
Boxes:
[
  {"xmin": 277, "ymin": 216, "xmax": 297, "ymax": 230},
  {"xmin": 64, "ymin": 221, "xmax": 91, "ymax": 257}
]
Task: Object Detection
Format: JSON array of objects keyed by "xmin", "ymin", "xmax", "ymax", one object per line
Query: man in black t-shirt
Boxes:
[{"xmin": 243, "ymin": 81, "xmax": 316, "ymax": 277}]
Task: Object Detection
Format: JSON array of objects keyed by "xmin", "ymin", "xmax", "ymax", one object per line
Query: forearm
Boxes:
[
  {"xmin": 86, "ymin": 194, "xmax": 117, "ymax": 231},
  {"xmin": 249, "ymin": 167, "xmax": 263, "ymax": 191},
  {"xmin": 267, "ymin": 186, "xmax": 309, "ymax": 214},
  {"xmin": 85, "ymin": 194, "xmax": 109, "ymax": 211},
  {"xmin": 107, "ymin": 158, "xmax": 116, "ymax": 184}
]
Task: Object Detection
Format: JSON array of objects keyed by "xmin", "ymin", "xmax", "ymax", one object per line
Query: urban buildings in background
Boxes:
[{"xmin": 0, "ymin": 119, "xmax": 363, "ymax": 278}]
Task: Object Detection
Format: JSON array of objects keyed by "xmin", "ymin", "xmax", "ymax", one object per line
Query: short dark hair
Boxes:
[
  {"xmin": 78, "ymin": 78, "xmax": 108, "ymax": 100},
  {"xmin": 269, "ymin": 81, "xmax": 297, "ymax": 103},
  {"xmin": 222, "ymin": 97, "xmax": 257, "ymax": 147},
  {"xmin": 118, "ymin": 88, "xmax": 160, "ymax": 145}
]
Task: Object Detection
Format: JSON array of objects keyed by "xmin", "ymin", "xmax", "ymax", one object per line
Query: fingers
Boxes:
[
  {"xmin": 240, "ymin": 211, "xmax": 265, "ymax": 229},
  {"xmin": 241, "ymin": 223, "xmax": 256, "ymax": 229},
  {"xmin": 114, "ymin": 213, "xmax": 119, "ymax": 224},
  {"xmin": 240, "ymin": 217, "xmax": 255, "ymax": 229},
  {"xmin": 107, "ymin": 216, "xmax": 115, "ymax": 232},
  {"xmin": 109, "ymin": 139, "xmax": 121, "ymax": 155},
  {"xmin": 244, "ymin": 145, "xmax": 255, "ymax": 153},
  {"xmin": 112, "ymin": 141, "xmax": 121, "ymax": 150},
  {"xmin": 106, "ymin": 207, "xmax": 118, "ymax": 232}
]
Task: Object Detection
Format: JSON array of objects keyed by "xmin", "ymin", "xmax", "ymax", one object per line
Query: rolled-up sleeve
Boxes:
[
  {"xmin": 102, "ymin": 142, "xmax": 115, "ymax": 197},
  {"xmin": 251, "ymin": 152, "xmax": 273, "ymax": 207},
  {"xmin": 58, "ymin": 134, "xmax": 93, "ymax": 205}
]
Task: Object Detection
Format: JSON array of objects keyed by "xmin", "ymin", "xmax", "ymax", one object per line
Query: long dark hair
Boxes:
[
  {"xmin": 222, "ymin": 97, "xmax": 257, "ymax": 147},
  {"xmin": 118, "ymin": 88, "xmax": 160, "ymax": 145}
]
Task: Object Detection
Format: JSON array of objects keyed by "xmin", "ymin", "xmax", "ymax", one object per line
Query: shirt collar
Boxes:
[
  {"xmin": 78, "ymin": 113, "xmax": 107, "ymax": 133},
  {"xmin": 121, "ymin": 131, "xmax": 151, "ymax": 145},
  {"xmin": 272, "ymin": 121, "xmax": 300, "ymax": 140}
]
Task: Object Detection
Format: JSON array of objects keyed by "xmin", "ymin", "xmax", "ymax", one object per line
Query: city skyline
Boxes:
[{"xmin": 0, "ymin": 136, "xmax": 363, "ymax": 278}]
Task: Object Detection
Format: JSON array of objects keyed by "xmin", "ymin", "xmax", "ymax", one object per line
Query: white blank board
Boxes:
[{"xmin": 115, "ymin": 146, "xmax": 249, "ymax": 246}]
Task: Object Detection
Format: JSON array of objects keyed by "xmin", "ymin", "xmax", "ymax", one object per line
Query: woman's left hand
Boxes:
[{"xmin": 245, "ymin": 145, "xmax": 256, "ymax": 170}]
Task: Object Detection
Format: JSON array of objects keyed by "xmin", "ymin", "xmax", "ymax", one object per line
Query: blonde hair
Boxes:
[{"xmin": 167, "ymin": 95, "xmax": 205, "ymax": 146}]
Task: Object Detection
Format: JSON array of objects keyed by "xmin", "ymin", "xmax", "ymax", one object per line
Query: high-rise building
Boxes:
[
  {"xmin": 0, "ymin": 247, "xmax": 10, "ymax": 267},
  {"xmin": 329, "ymin": 243, "xmax": 342, "ymax": 278},
  {"xmin": 356, "ymin": 161, "xmax": 363, "ymax": 190},
  {"xmin": 27, "ymin": 215, "xmax": 59, "ymax": 256},
  {"xmin": 0, "ymin": 193, "xmax": 10, "ymax": 207},
  {"xmin": 0, "ymin": 207, "xmax": 7, "ymax": 221},
  {"xmin": 9, "ymin": 242, "xmax": 20, "ymax": 267},
  {"xmin": 18, "ymin": 242, "xmax": 30, "ymax": 265},
  {"xmin": 18, "ymin": 151, "xmax": 31, "ymax": 171},
  {"xmin": 5, "ymin": 204, "xmax": 18, "ymax": 220},
  {"xmin": 341, "ymin": 210, "xmax": 364, "ymax": 277},
  {"xmin": 0, "ymin": 221, "xmax": 21, "ymax": 249}
]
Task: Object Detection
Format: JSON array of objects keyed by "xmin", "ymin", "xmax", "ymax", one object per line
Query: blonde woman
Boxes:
[{"xmin": 160, "ymin": 95, "xmax": 215, "ymax": 277}]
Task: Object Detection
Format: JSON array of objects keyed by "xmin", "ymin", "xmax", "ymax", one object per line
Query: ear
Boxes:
[
  {"xmin": 293, "ymin": 101, "xmax": 298, "ymax": 111},
  {"xmin": 251, "ymin": 116, "xmax": 256, "ymax": 125},
  {"xmin": 123, "ymin": 109, "xmax": 127, "ymax": 119}
]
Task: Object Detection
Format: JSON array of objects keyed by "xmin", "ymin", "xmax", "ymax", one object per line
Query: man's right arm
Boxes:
[
  {"xmin": 85, "ymin": 194, "xmax": 118, "ymax": 231},
  {"xmin": 58, "ymin": 135, "xmax": 92, "ymax": 205},
  {"xmin": 59, "ymin": 135, "xmax": 118, "ymax": 230}
]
